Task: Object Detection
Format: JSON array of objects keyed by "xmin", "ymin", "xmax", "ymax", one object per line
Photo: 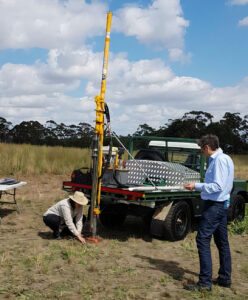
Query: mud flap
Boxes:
[{"xmin": 150, "ymin": 202, "xmax": 173, "ymax": 237}]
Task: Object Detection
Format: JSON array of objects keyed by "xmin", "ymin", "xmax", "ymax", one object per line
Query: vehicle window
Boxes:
[
  {"xmin": 168, "ymin": 151, "xmax": 200, "ymax": 171},
  {"xmin": 168, "ymin": 152, "xmax": 188, "ymax": 163}
]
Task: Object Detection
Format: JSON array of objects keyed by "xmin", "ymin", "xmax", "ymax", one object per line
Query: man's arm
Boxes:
[{"xmin": 184, "ymin": 157, "xmax": 228, "ymax": 193}]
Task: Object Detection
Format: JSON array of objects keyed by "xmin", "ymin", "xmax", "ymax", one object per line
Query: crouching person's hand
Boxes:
[{"xmin": 77, "ymin": 233, "xmax": 86, "ymax": 244}]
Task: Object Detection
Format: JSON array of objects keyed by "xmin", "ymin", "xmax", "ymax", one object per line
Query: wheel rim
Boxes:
[{"xmin": 175, "ymin": 208, "xmax": 188, "ymax": 237}]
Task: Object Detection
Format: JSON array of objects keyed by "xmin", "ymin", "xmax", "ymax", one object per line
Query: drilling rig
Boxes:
[{"xmin": 88, "ymin": 12, "xmax": 112, "ymax": 242}]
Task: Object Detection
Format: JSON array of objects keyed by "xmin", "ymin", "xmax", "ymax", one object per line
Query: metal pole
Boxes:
[{"xmin": 90, "ymin": 134, "xmax": 99, "ymax": 237}]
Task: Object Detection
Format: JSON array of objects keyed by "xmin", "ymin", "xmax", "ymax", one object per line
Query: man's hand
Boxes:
[
  {"xmin": 77, "ymin": 234, "xmax": 86, "ymax": 244},
  {"xmin": 183, "ymin": 182, "xmax": 195, "ymax": 191}
]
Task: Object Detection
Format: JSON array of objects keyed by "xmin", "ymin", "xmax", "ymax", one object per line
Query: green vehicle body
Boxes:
[
  {"xmin": 63, "ymin": 136, "xmax": 247, "ymax": 240},
  {"xmin": 125, "ymin": 136, "xmax": 247, "ymax": 217}
]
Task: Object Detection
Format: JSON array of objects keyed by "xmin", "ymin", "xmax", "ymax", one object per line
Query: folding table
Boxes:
[{"xmin": 0, "ymin": 181, "xmax": 27, "ymax": 224}]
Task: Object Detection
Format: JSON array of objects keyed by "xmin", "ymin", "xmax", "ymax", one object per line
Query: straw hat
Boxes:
[{"xmin": 69, "ymin": 191, "xmax": 88, "ymax": 205}]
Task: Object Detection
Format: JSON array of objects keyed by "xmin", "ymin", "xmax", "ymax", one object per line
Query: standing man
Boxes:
[{"xmin": 184, "ymin": 134, "xmax": 234, "ymax": 292}]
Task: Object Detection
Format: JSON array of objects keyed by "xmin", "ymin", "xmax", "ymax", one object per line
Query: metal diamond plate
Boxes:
[{"xmin": 126, "ymin": 160, "xmax": 200, "ymax": 186}]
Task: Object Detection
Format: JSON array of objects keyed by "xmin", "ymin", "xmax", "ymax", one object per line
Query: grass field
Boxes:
[
  {"xmin": 0, "ymin": 143, "xmax": 91, "ymax": 176},
  {"xmin": 0, "ymin": 143, "xmax": 247, "ymax": 179},
  {"xmin": 0, "ymin": 143, "xmax": 247, "ymax": 299},
  {"xmin": 230, "ymin": 154, "xmax": 248, "ymax": 180},
  {"xmin": 0, "ymin": 174, "xmax": 247, "ymax": 299}
]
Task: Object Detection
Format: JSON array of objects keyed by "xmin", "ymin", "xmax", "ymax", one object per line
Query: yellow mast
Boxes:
[
  {"xmin": 90, "ymin": 12, "xmax": 112, "ymax": 238},
  {"xmin": 95, "ymin": 11, "xmax": 112, "ymax": 206}
]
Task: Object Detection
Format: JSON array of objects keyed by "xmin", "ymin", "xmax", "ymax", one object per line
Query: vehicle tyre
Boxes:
[
  {"xmin": 134, "ymin": 150, "xmax": 165, "ymax": 161},
  {"xmin": 164, "ymin": 201, "xmax": 191, "ymax": 241},
  {"xmin": 227, "ymin": 195, "xmax": 245, "ymax": 222},
  {"xmin": 99, "ymin": 204, "xmax": 127, "ymax": 227}
]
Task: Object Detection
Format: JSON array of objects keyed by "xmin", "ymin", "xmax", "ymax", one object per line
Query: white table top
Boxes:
[{"xmin": 0, "ymin": 181, "xmax": 27, "ymax": 191}]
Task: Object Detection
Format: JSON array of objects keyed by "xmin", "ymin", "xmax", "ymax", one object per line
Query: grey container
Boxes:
[{"xmin": 102, "ymin": 169, "xmax": 129, "ymax": 186}]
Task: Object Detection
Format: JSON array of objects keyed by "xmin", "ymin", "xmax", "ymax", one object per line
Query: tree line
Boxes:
[
  {"xmin": 0, "ymin": 111, "xmax": 247, "ymax": 153},
  {"xmin": 0, "ymin": 119, "xmax": 94, "ymax": 148}
]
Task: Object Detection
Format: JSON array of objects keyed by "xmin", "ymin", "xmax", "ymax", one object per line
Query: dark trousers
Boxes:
[
  {"xmin": 43, "ymin": 214, "xmax": 61, "ymax": 236},
  {"xmin": 43, "ymin": 214, "xmax": 86, "ymax": 236},
  {"xmin": 196, "ymin": 200, "xmax": 231, "ymax": 288}
]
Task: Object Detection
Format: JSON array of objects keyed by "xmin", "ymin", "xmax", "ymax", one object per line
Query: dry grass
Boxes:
[
  {"xmin": 0, "ymin": 143, "xmax": 247, "ymax": 299},
  {"xmin": 0, "ymin": 143, "xmax": 247, "ymax": 180},
  {"xmin": 0, "ymin": 173, "xmax": 247, "ymax": 299},
  {"xmin": 0, "ymin": 143, "xmax": 91, "ymax": 176},
  {"xmin": 231, "ymin": 154, "xmax": 248, "ymax": 180},
  {"xmin": 0, "ymin": 170, "xmax": 247, "ymax": 299}
]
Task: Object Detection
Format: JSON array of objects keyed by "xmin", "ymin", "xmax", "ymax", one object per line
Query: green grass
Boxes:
[
  {"xmin": 228, "ymin": 206, "xmax": 248, "ymax": 235},
  {"xmin": 113, "ymin": 285, "xmax": 130, "ymax": 300}
]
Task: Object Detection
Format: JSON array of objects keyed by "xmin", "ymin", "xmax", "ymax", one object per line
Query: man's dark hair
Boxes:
[{"xmin": 197, "ymin": 134, "xmax": 219, "ymax": 151}]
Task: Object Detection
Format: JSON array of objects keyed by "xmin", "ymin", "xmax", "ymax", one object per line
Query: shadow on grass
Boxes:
[
  {"xmin": 0, "ymin": 208, "xmax": 17, "ymax": 220},
  {"xmin": 93, "ymin": 215, "xmax": 153, "ymax": 243},
  {"xmin": 38, "ymin": 231, "xmax": 54, "ymax": 240},
  {"xmin": 135, "ymin": 254, "xmax": 198, "ymax": 281},
  {"xmin": 38, "ymin": 231, "xmax": 77, "ymax": 241}
]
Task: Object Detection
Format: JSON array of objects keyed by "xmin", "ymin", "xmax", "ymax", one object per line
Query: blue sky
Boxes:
[
  {"xmin": 0, "ymin": 0, "xmax": 248, "ymax": 134},
  {"xmin": 179, "ymin": 0, "xmax": 248, "ymax": 86}
]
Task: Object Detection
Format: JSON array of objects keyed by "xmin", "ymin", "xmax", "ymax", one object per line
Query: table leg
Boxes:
[
  {"xmin": 13, "ymin": 188, "xmax": 21, "ymax": 214},
  {"xmin": 0, "ymin": 188, "xmax": 21, "ymax": 214}
]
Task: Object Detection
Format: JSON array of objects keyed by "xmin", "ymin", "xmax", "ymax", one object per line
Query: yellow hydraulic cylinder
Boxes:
[{"xmin": 94, "ymin": 12, "xmax": 112, "ymax": 206}]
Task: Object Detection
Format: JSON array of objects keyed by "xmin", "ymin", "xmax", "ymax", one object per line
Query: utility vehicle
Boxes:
[{"xmin": 63, "ymin": 136, "xmax": 247, "ymax": 241}]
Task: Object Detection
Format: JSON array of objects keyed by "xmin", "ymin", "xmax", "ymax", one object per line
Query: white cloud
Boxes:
[
  {"xmin": 0, "ymin": 0, "xmax": 247, "ymax": 135},
  {"xmin": 0, "ymin": 63, "xmax": 78, "ymax": 97},
  {"xmin": 107, "ymin": 58, "xmax": 248, "ymax": 133},
  {"xmin": 41, "ymin": 47, "xmax": 103, "ymax": 85},
  {"xmin": 238, "ymin": 16, "xmax": 248, "ymax": 26},
  {"xmin": 0, "ymin": 47, "xmax": 248, "ymax": 134},
  {"xmin": 0, "ymin": 0, "xmax": 191, "ymax": 62},
  {"xmin": 0, "ymin": 46, "xmax": 102, "ymax": 125},
  {"xmin": 229, "ymin": 0, "xmax": 248, "ymax": 27},
  {"xmin": 228, "ymin": 0, "xmax": 248, "ymax": 27},
  {"xmin": 0, "ymin": 0, "xmax": 107, "ymax": 49},
  {"xmin": 0, "ymin": 92, "xmax": 96, "ymax": 126},
  {"xmin": 113, "ymin": 0, "xmax": 190, "ymax": 62},
  {"xmin": 229, "ymin": 0, "xmax": 248, "ymax": 5}
]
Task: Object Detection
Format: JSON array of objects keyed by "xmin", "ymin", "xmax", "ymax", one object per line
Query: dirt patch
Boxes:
[{"xmin": 0, "ymin": 175, "xmax": 248, "ymax": 299}]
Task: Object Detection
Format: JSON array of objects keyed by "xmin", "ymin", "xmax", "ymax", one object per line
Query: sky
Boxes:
[{"xmin": 0, "ymin": 0, "xmax": 248, "ymax": 135}]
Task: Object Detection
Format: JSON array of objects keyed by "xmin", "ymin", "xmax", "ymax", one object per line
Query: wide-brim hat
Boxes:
[{"xmin": 69, "ymin": 191, "xmax": 88, "ymax": 205}]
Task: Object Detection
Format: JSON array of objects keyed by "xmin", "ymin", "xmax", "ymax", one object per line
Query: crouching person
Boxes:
[{"xmin": 43, "ymin": 191, "xmax": 88, "ymax": 244}]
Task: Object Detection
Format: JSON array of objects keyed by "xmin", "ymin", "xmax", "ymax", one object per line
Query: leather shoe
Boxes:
[
  {"xmin": 212, "ymin": 278, "xmax": 231, "ymax": 288},
  {"xmin": 184, "ymin": 283, "xmax": 211, "ymax": 292}
]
